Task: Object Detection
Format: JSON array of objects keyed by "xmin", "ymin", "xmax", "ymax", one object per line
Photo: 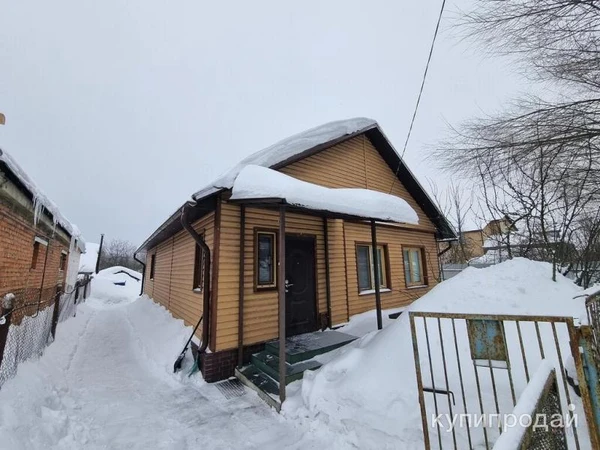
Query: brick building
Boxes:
[{"xmin": 0, "ymin": 149, "xmax": 84, "ymax": 324}]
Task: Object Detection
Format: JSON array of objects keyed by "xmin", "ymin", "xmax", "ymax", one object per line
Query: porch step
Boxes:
[
  {"xmin": 251, "ymin": 351, "xmax": 321, "ymax": 384},
  {"xmin": 265, "ymin": 330, "xmax": 357, "ymax": 364},
  {"xmin": 235, "ymin": 365, "xmax": 281, "ymax": 412}
]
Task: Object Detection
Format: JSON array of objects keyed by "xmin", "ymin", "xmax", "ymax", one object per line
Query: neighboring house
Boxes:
[
  {"xmin": 0, "ymin": 149, "xmax": 83, "ymax": 324},
  {"xmin": 442, "ymin": 216, "xmax": 517, "ymax": 264},
  {"xmin": 136, "ymin": 118, "xmax": 455, "ymax": 384}
]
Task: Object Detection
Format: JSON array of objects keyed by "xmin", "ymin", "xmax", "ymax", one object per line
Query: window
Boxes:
[
  {"xmin": 356, "ymin": 244, "xmax": 388, "ymax": 293},
  {"xmin": 59, "ymin": 251, "xmax": 68, "ymax": 271},
  {"xmin": 255, "ymin": 231, "xmax": 276, "ymax": 289},
  {"xmin": 31, "ymin": 242, "xmax": 40, "ymax": 269},
  {"xmin": 193, "ymin": 244, "xmax": 206, "ymax": 292},
  {"xmin": 149, "ymin": 254, "xmax": 156, "ymax": 280},
  {"xmin": 31, "ymin": 236, "xmax": 48, "ymax": 269},
  {"xmin": 403, "ymin": 247, "xmax": 426, "ymax": 287}
]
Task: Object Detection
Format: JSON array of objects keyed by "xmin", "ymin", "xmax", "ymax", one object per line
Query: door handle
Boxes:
[{"xmin": 285, "ymin": 280, "xmax": 293, "ymax": 292}]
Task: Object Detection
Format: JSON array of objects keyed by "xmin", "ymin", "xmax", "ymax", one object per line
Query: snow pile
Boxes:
[
  {"xmin": 78, "ymin": 242, "xmax": 99, "ymax": 273},
  {"xmin": 284, "ymin": 259, "xmax": 586, "ymax": 449},
  {"xmin": 193, "ymin": 117, "xmax": 377, "ymax": 201},
  {"xmin": 231, "ymin": 165, "xmax": 419, "ymax": 224},
  {"xmin": 89, "ymin": 266, "xmax": 142, "ymax": 305},
  {"xmin": 0, "ymin": 148, "xmax": 79, "ymax": 236}
]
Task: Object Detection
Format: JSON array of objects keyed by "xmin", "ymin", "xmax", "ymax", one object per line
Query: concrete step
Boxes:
[{"xmin": 251, "ymin": 350, "xmax": 321, "ymax": 384}]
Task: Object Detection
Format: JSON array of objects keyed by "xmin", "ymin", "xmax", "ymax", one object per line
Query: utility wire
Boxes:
[{"xmin": 389, "ymin": 0, "xmax": 446, "ymax": 194}]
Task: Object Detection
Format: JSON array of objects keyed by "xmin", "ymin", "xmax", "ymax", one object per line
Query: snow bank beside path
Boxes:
[
  {"xmin": 89, "ymin": 267, "xmax": 142, "ymax": 305},
  {"xmin": 283, "ymin": 259, "xmax": 587, "ymax": 449}
]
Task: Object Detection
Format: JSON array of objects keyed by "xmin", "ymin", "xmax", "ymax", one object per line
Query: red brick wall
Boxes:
[{"xmin": 0, "ymin": 203, "xmax": 69, "ymax": 324}]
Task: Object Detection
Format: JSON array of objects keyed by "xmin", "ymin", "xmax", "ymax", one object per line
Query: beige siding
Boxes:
[
  {"xmin": 143, "ymin": 212, "xmax": 215, "ymax": 335},
  {"xmin": 327, "ymin": 219, "xmax": 349, "ymax": 326},
  {"xmin": 280, "ymin": 134, "xmax": 436, "ymax": 232},
  {"xmin": 215, "ymin": 203, "xmax": 326, "ymax": 351},
  {"xmin": 343, "ymin": 221, "xmax": 440, "ymax": 316}
]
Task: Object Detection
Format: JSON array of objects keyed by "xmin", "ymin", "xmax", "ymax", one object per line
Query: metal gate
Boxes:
[{"xmin": 409, "ymin": 312, "xmax": 598, "ymax": 449}]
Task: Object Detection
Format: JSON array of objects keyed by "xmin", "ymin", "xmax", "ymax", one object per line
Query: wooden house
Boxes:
[{"xmin": 135, "ymin": 118, "xmax": 455, "ymax": 399}]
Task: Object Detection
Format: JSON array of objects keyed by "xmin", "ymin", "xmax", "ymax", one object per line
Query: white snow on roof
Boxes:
[
  {"xmin": 0, "ymin": 148, "xmax": 80, "ymax": 237},
  {"xmin": 192, "ymin": 117, "xmax": 377, "ymax": 201},
  {"xmin": 79, "ymin": 242, "xmax": 99, "ymax": 273},
  {"xmin": 230, "ymin": 165, "xmax": 419, "ymax": 224}
]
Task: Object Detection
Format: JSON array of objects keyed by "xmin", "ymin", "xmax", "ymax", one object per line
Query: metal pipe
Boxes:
[
  {"xmin": 237, "ymin": 205, "xmax": 246, "ymax": 368},
  {"xmin": 370, "ymin": 219, "xmax": 382, "ymax": 330},
  {"xmin": 133, "ymin": 252, "xmax": 146, "ymax": 296},
  {"xmin": 95, "ymin": 233, "xmax": 104, "ymax": 274},
  {"xmin": 278, "ymin": 204, "xmax": 286, "ymax": 403},
  {"xmin": 34, "ymin": 236, "xmax": 52, "ymax": 317},
  {"xmin": 181, "ymin": 202, "xmax": 211, "ymax": 357},
  {"xmin": 323, "ymin": 217, "xmax": 332, "ymax": 329}
]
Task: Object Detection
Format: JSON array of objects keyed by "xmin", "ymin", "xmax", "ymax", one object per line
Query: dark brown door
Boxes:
[{"xmin": 285, "ymin": 235, "xmax": 317, "ymax": 336}]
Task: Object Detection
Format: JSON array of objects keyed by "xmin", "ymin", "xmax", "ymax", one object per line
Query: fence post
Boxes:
[
  {"xmin": 51, "ymin": 287, "xmax": 61, "ymax": 339},
  {"xmin": 0, "ymin": 293, "xmax": 15, "ymax": 369}
]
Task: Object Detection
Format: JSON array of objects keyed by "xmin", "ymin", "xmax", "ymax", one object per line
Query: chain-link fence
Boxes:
[{"xmin": 0, "ymin": 275, "xmax": 92, "ymax": 387}]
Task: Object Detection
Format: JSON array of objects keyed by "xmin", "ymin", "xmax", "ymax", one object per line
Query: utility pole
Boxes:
[{"xmin": 95, "ymin": 234, "xmax": 104, "ymax": 274}]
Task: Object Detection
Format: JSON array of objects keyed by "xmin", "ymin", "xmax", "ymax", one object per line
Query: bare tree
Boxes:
[
  {"xmin": 99, "ymin": 239, "xmax": 142, "ymax": 272},
  {"xmin": 434, "ymin": 0, "xmax": 600, "ymax": 283},
  {"xmin": 429, "ymin": 180, "xmax": 475, "ymax": 264}
]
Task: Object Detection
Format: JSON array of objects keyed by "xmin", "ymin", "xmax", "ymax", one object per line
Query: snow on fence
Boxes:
[{"xmin": 0, "ymin": 276, "xmax": 91, "ymax": 387}]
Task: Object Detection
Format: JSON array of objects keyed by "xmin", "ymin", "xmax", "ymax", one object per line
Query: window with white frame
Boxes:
[
  {"xmin": 403, "ymin": 247, "xmax": 426, "ymax": 286},
  {"xmin": 356, "ymin": 244, "xmax": 388, "ymax": 292}
]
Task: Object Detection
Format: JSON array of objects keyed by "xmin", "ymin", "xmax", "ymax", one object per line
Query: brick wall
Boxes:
[
  {"xmin": 0, "ymin": 203, "xmax": 69, "ymax": 324},
  {"xmin": 200, "ymin": 343, "xmax": 265, "ymax": 382}
]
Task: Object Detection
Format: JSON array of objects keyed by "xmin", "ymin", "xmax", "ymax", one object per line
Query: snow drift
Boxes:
[{"xmin": 283, "ymin": 259, "xmax": 588, "ymax": 449}]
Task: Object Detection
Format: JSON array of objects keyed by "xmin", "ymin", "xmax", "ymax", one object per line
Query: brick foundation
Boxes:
[{"xmin": 200, "ymin": 343, "xmax": 265, "ymax": 382}]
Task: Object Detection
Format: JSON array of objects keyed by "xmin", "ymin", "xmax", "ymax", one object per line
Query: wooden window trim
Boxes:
[
  {"xmin": 149, "ymin": 254, "xmax": 156, "ymax": 280},
  {"xmin": 402, "ymin": 245, "xmax": 428, "ymax": 288},
  {"xmin": 354, "ymin": 242, "xmax": 390, "ymax": 294},
  {"xmin": 192, "ymin": 236, "xmax": 206, "ymax": 293},
  {"xmin": 254, "ymin": 228, "xmax": 278, "ymax": 291}
]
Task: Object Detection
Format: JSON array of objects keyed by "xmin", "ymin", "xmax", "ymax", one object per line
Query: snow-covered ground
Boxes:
[
  {"xmin": 283, "ymin": 258, "xmax": 591, "ymax": 449},
  {"xmin": 0, "ymin": 270, "xmax": 343, "ymax": 450},
  {"xmin": 0, "ymin": 259, "xmax": 594, "ymax": 449}
]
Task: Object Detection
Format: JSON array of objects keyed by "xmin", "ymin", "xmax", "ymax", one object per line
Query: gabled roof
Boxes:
[{"xmin": 136, "ymin": 118, "xmax": 455, "ymax": 253}]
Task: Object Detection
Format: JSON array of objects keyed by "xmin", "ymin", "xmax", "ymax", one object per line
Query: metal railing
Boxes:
[{"xmin": 409, "ymin": 312, "xmax": 589, "ymax": 450}]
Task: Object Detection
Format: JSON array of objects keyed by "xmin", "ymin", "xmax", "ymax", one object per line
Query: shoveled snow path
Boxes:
[{"xmin": 0, "ymin": 299, "xmax": 344, "ymax": 450}]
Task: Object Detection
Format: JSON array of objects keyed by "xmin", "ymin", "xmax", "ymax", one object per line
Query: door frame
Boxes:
[{"xmin": 284, "ymin": 232, "xmax": 320, "ymax": 335}]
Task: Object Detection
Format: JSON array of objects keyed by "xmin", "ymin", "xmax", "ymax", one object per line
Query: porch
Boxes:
[{"xmin": 235, "ymin": 330, "xmax": 356, "ymax": 411}]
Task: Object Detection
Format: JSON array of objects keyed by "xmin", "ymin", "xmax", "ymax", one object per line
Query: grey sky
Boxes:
[{"xmin": 0, "ymin": 0, "xmax": 524, "ymax": 245}]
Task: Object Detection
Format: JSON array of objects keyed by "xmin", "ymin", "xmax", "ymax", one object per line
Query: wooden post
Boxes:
[
  {"xmin": 323, "ymin": 217, "xmax": 332, "ymax": 329},
  {"xmin": 237, "ymin": 205, "xmax": 246, "ymax": 368},
  {"xmin": 0, "ymin": 294, "xmax": 15, "ymax": 369},
  {"xmin": 370, "ymin": 219, "xmax": 383, "ymax": 330},
  {"xmin": 278, "ymin": 204, "xmax": 287, "ymax": 403},
  {"xmin": 51, "ymin": 286, "xmax": 61, "ymax": 338}
]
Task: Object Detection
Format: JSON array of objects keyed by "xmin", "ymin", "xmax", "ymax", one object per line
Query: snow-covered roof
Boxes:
[
  {"xmin": 192, "ymin": 117, "xmax": 377, "ymax": 201},
  {"xmin": 231, "ymin": 165, "xmax": 419, "ymax": 224},
  {"xmin": 0, "ymin": 148, "xmax": 81, "ymax": 238},
  {"xmin": 79, "ymin": 242, "xmax": 99, "ymax": 273}
]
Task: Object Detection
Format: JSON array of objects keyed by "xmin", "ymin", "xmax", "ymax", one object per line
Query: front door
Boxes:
[{"xmin": 285, "ymin": 235, "xmax": 317, "ymax": 337}]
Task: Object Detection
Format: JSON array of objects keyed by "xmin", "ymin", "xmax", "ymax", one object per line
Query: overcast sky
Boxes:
[{"xmin": 0, "ymin": 0, "xmax": 525, "ymax": 246}]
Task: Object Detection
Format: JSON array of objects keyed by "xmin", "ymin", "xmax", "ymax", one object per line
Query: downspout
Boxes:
[
  {"xmin": 437, "ymin": 240, "xmax": 452, "ymax": 282},
  {"xmin": 133, "ymin": 252, "xmax": 146, "ymax": 296},
  {"xmin": 323, "ymin": 217, "xmax": 332, "ymax": 329},
  {"xmin": 181, "ymin": 201, "xmax": 211, "ymax": 357}
]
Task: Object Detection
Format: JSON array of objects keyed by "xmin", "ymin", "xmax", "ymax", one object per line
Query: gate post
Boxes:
[
  {"xmin": 0, "ymin": 294, "xmax": 15, "ymax": 369},
  {"xmin": 576, "ymin": 325, "xmax": 600, "ymax": 448},
  {"xmin": 51, "ymin": 286, "xmax": 61, "ymax": 339}
]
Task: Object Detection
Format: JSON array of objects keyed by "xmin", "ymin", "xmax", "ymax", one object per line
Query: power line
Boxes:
[{"xmin": 389, "ymin": 0, "xmax": 446, "ymax": 194}]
